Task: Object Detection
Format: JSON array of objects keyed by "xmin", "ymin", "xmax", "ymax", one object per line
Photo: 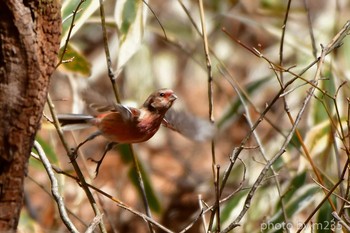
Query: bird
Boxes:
[{"xmin": 58, "ymin": 88, "xmax": 215, "ymax": 175}]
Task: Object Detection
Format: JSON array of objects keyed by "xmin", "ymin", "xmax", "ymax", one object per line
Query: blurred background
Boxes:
[{"xmin": 23, "ymin": 0, "xmax": 350, "ymax": 232}]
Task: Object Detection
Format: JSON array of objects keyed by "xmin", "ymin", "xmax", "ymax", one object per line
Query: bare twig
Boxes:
[
  {"xmin": 27, "ymin": 174, "xmax": 88, "ymax": 227},
  {"xmin": 278, "ymin": 0, "xmax": 292, "ymax": 84},
  {"xmin": 222, "ymin": 80, "xmax": 315, "ymax": 232},
  {"xmin": 142, "ymin": 0, "xmax": 167, "ymax": 39},
  {"xmin": 303, "ymin": 0, "xmax": 318, "ymax": 58},
  {"xmin": 221, "ymin": 19, "xmax": 350, "ymax": 232},
  {"xmin": 311, "ymin": 177, "xmax": 350, "ymax": 204},
  {"xmin": 296, "ymin": 179, "xmax": 343, "ymax": 233},
  {"xmin": 33, "ymin": 141, "xmax": 79, "ymax": 233},
  {"xmin": 178, "ymin": 210, "xmax": 204, "ymax": 233},
  {"xmin": 98, "ymin": 0, "xmax": 120, "ymax": 102},
  {"xmin": 98, "ymin": 1, "xmax": 154, "ymax": 232},
  {"xmin": 215, "ymin": 165, "xmax": 221, "ymax": 231},
  {"xmin": 47, "ymin": 95, "xmax": 107, "ymax": 233},
  {"xmin": 56, "ymin": 0, "xmax": 86, "ymax": 68},
  {"xmin": 85, "ymin": 213, "xmax": 104, "ymax": 233},
  {"xmin": 128, "ymin": 145, "xmax": 155, "ymax": 233},
  {"xmin": 218, "ymin": 157, "xmax": 246, "ymax": 204},
  {"xmin": 31, "ymin": 151, "xmax": 174, "ymax": 233},
  {"xmin": 198, "ymin": 1, "xmax": 218, "ymax": 231},
  {"xmin": 198, "ymin": 195, "xmax": 207, "ymax": 232},
  {"xmin": 221, "ymin": 65, "xmax": 290, "ymax": 230},
  {"xmin": 288, "ymin": 20, "xmax": 350, "ymax": 212},
  {"xmin": 332, "ymin": 212, "xmax": 350, "ymax": 231}
]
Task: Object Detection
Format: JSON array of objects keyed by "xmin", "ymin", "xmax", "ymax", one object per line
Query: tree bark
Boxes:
[{"xmin": 0, "ymin": 0, "xmax": 61, "ymax": 231}]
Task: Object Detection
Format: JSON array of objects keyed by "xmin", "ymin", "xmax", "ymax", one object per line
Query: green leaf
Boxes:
[
  {"xmin": 115, "ymin": 0, "xmax": 147, "ymax": 70},
  {"xmin": 117, "ymin": 144, "xmax": 134, "ymax": 163},
  {"xmin": 275, "ymin": 171, "xmax": 307, "ymax": 210},
  {"xmin": 313, "ymin": 71, "xmax": 335, "ymax": 124},
  {"xmin": 315, "ymin": 196, "xmax": 337, "ymax": 233},
  {"xmin": 18, "ymin": 210, "xmax": 37, "ymax": 233},
  {"xmin": 217, "ymin": 77, "xmax": 270, "ymax": 129},
  {"xmin": 117, "ymin": 144, "xmax": 161, "ymax": 213},
  {"xmin": 303, "ymin": 120, "xmax": 332, "ymax": 158},
  {"xmin": 31, "ymin": 137, "xmax": 59, "ymax": 170},
  {"xmin": 128, "ymin": 164, "xmax": 161, "ymax": 213},
  {"xmin": 58, "ymin": 43, "xmax": 92, "ymax": 77},
  {"xmin": 220, "ymin": 190, "xmax": 249, "ymax": 225},
  {"xmin": 61, "ymin": 0, "xmax": 100, "ymax": 48},
  {"xmin": 264, "ymin": 184, "xmax": 319, "ymax": 233},
  {"xmin": 119, "ymin": 0, "xmax": 139, "ymax": 37}
]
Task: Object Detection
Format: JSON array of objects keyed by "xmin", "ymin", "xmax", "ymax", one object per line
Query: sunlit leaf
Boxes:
[
  {"xmin": 118, "ymin": 144, "xmax": 161, "ymax": 213},
  {"xmin": 61, "ymin": 0, "xmax": 101, "ymax": 48},
  {"xmin": 220, "ymin": 190, "xmax": 249, "ymax": 226},
  {"xmin": 303, "ymin": 120, "xmax": 331, "ymax": 157},
  {"xmin": 115, "ymin": 0, "xmax": 148, "ymax": 70},
  {"xmin": 58, "ymin": 43, "xmax": 92, "ymax": 77},
  {"xmin": 217, "ymin": 77, "xmax": 270, "ymax": 129},
  {"xmin": 128, "ymin": 164, "xmax": 161, "ymax": 213},
  {"xmin": 31, "ymin": 137, "xmax": 59, "ymax": 170},
  {"xmin": 315, "ymin": 196, "xmax": 337, "ymax": 233},
  {"xmin": 313, "ymin": 71, "xmax": 336, "ymax": 124},
  {"xmin": 263, "ymin": 184, "xmax": 319, "ymax": 233},
  {"xmin": 18, "ymin": 210, "xmax": 39, "ymax": 233},
  {"xmin": 275, "ymin": 171, "xmax": 307, "ymax": 210}
]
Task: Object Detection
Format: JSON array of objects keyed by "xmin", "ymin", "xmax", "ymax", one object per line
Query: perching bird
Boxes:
[{"xmin": 58, "ymin": 88, "xmax": 215, "ymax": 175}]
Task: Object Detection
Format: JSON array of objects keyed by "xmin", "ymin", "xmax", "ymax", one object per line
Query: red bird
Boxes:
[{"xmin": 58, "ymin": 88, "xmax": 215, "ymax": 175}]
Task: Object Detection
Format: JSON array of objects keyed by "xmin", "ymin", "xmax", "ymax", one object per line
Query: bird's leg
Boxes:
[
  {"xmin": 72, "ymin": 131, "xmax": 102, "ymax": 159},
  {"xmin": 88, "ymin": 142, "xmax": 118, "ymax": 177}
]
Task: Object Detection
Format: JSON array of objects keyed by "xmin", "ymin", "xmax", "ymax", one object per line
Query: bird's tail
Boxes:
[{"xmin": 57, "ymin": 114, "xmax": 95, "ymax": 130}]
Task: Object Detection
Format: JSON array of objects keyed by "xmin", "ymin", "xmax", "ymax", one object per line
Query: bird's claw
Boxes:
[{"xmin": 88, "ymin": 157, "xmax": 103, "ymax": 177}]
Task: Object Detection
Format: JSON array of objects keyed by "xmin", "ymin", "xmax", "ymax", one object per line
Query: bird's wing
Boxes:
[
  {"xmin": 163, "ymin": 109, "xmax": 216, "ymax": 142},
  {"xmin": 111, "ymin": 104, "xmax": 140, "ymax": 122}
]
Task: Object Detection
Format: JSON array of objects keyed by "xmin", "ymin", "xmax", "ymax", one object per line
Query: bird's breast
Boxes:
[{"xmin": 96, "ymin": 111, "xmax": 163, "ymax": 143}]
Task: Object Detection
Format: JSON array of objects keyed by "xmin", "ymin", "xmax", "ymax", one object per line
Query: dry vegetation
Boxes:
[{"xmin": 24, "ymin": 0, "xmax": 350, "ymax": 232}]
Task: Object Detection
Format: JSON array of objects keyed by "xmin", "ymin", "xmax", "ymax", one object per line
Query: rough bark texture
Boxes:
[{"xmin": 0, "ymin": 0, "xmax": 61, "ymax": 230}]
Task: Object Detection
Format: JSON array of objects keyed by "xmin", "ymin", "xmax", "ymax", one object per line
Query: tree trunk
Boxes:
[{"xmin": 0, "ymin": 0, "xmax": 61, "ymax": 231}]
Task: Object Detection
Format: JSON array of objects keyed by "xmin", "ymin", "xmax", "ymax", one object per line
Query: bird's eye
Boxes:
[{"xmin": 159, "ymin": 92, "xmax": 165, "ymax": 97}]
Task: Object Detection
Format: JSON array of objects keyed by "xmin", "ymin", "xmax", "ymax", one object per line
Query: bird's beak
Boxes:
[{"xmin": 170, "ymin": 93, "xmax": 177, "ymax": 102}]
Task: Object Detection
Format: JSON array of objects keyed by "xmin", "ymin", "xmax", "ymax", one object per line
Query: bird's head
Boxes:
[{"xmin": 143, "ymin": 89, "xmax": 177, "ymax": 113}]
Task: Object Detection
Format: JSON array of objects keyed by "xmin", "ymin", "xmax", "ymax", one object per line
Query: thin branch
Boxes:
[
  {"xmin": 221, "ymin": 19, "xmax": 350, "ymax": 231},
  {"xmin": 84, "ymin": 213, "xmax": 104, "ymax": 233},
  {"xmin": 98, "ymin": 1, "xmax": 154, "ymax": 232},
  {"xmin": 198, "ymin": 195, "xmax": 207, "ymax": 232},
  {"xmin": 31, "ymin": 152, "xmax": 174, "ymax": 233},
  {"xmin": 198, "ymin": 1, "xmax": 217, "ymax": 231},
  {"xmin": 215, "ymin": 165, "xmax": 221, "ymax": 231},
  {"xmin": 178, "ymin": 210, "xmax": 204, "ymax": 233},
  {"xmin": 221, "ymin": 65, "xmax": 290, "ymax": 230},
  {"xmin": 33, "ymin": 141, "xmax": 79, "ymax": 233},
  {"xmin": 98, "ymin": 0, "xmax": 120, "ymax": 103},
  {"xmin": 142, "ymin": 0, "xmax": 167, "ymax": 39},
  {"xmin": 46, "ymin": 94, "xmax": 107, "ymax": 233},
  {"xmin": 178, "ymin": 0, "xmax": 202, "ymax": 36},
  {"xmin": 278, "ymin": 0, "xmax": 292, "ymax": 84},
  {"xmin": 311, "ymin": 177, "xmax": 350, "ymax": 204},
  {"xmin": 218, "ymin": 157, "xmax": 246, "ymax": 204},
  {"xmin": 303, "ymin": 0, "xmax": 318, "ymax": 58},
  {"xmin": 296, "ymin": 179, "xmax": 343, "ymax": 233},
  {"xmin": 337, "ymin": 100, "xmax": 350, "ymax": 217},
  {"xmin": 222, "ymin": 75, "xmax": 315, "ymax": 232},
  {"xmin": 128, "ymin": 145, "xmax": 155, "ymax": 233},
  {"xmin": 332, "ymin": 212, "xmax": 350, "ymax": 231},
  {"xmin": 27, "ymin": 174, "xmax": 88, "ymax": 227},
  {"xmin": 56, "ymin": 0, "xmax": 86, "ymax": 68},
  {"xmin": 217, "ymin": 75, "xmax": 297, "ymax": 200}
]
